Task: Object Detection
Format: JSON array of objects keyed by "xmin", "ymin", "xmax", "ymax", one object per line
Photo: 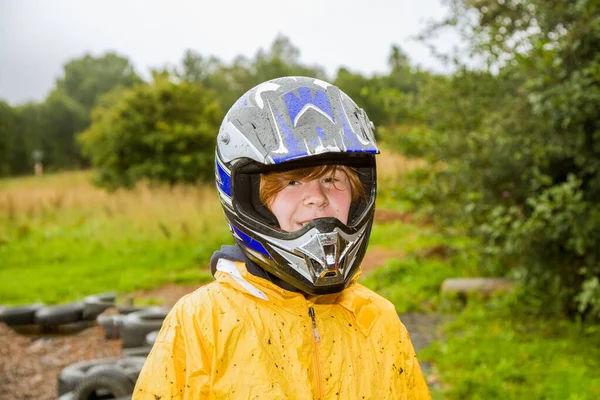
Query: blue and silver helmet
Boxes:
[{"xmin": 215, "ymin": 76, "xmax": 379, "ymax": 295}]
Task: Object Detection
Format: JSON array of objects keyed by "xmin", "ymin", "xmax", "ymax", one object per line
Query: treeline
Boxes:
[
  {"xmin": 1, "ymin": 0, "xmax": 599, "ymax": 320},
  {"xmin": 0, "ymin": 35, "xmax": 422, "ymax": 179},
  {"xmin": 0, "ymin": 53, "xmax": 141, "ymax": 175}
]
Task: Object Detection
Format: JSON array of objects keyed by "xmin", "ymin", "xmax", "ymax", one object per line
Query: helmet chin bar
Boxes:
[{"xmin": 252, "ymin": 217, "xmax": 367, "ymax": 292}]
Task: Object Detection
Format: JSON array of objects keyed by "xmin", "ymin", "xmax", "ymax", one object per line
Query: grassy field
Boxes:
[
  {"xmin": 2, "ymin": 151, "xmax": 599, "ymax": 399},
  {"xmin": 0, "ymin": 150, "xmax": 426, "ymax": 304},
  {"xmin": 0, "ymin": 171, "xmax": 228, "ymax": 303}
]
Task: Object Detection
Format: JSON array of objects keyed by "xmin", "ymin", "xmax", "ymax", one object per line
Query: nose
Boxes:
[{"xmin": 303, "ymin": 179, "xmax": 329, "ymax": 209}]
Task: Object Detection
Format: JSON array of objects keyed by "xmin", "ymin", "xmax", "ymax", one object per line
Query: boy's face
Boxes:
[{"xmin": 267, "ymin": 169, "xmax": 352, "ymax": 232}]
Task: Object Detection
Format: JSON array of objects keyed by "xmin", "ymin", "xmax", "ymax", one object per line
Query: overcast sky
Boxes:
[{"xmin": 0, "ymin": 0, "xmax": 459, "ymax": 105}]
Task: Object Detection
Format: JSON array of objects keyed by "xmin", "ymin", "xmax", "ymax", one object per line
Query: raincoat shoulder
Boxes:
[{"xmin": 133, "ymin": 261, "xmax": 431, "ymax": 399}]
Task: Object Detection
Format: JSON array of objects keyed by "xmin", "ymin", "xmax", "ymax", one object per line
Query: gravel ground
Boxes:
[{"xmin": 0, "ymin": 323, "xmax": 122, "ymax": 400}]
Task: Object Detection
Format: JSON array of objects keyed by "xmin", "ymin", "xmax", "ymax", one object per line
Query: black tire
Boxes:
[
  {"xmin": 116, "ymin": 305, "xmax": 144, "ymax": 315},
  {"xmin": 121, "ymin": 307, "xmax": 168, "ymax": 348},
  {"xmin": 0, "ymin": 303, "xmax": 44, "ymax": 325},
  {"xmin": 58, "ymin": 391, "xmax": 74, "ymax": 400},
  {"xmin": 35, "ymin": 302, "xmax": 84, "ymax": 326},
  {"xmin": 58, "ymin": 358, "xmax": 120, "ymax": 395},
  {"xmin": 72, "ymin": 367, "xmax": 135, "ymax": 400},
  {"xmin": 82, "ymin": 292, "xmax": 116, "ymax": 320},
  {"xmin": 97, "ymin": 314, "xmax": 126, "ymax": 339},
  {"xmin": 145, "ymin": 330, "xmax": 159, "ymax": 346},
  {"xmin": 116, "ymin": 357, "xmax": 147, "ymax": 382},
  {"xmin": 121, "ymin": 346, "xmax": 152, "ymax": 358}
]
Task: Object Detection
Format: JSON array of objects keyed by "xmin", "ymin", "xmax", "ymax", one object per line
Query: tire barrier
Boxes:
[
  {"xmin": 82, "ymin": 292, "xmax": 116, "ymax": 321},
  {"xmin": 34, "ymin": 302, "xmax": 84, "ymax": 326},
  {"xmin": 59, "ymin": 393, "xmax": 130, "ymax": 400},
  {"xmin": 58, "ymin": 357, "xmax": 145, "ymax": 397},
  {"xmin": 122, "ymin": 346, "xmax": 152, "ymax": 358},
  {"xmin": 116, "ymin": 305, "xmax": 145, "ymax": 315},
  {"xmin": 57, "ymin": 392, "xmax": 74, "ymax": 400},
  {"xmin": 145, "ymin": 330, "xmax": 159, "ymax": 346},
  {"xmin": 0, "ymin": 303, "xmax": 45, "ymax": 325},
  {"xmin": 116, "ymin": 357, "xmax": 147, "ymax": 382},
  {"xmin": 121, "ymin": 307, "xmax": 169, "ymax": 349},
  {"xmin": 71, "ymin": 366, "xmax": 136, "ymax": 400},
  {"xmin": 97, "ymin": 314, "xmax": 127, "ymax": 339}
]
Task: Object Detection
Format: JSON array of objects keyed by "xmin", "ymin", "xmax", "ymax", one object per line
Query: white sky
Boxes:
[{"xmin": 0, "ymin": 0, "xmax": 459, "ymax": 105}]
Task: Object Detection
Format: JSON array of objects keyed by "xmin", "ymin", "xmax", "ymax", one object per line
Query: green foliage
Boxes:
[
  {"xmin": 175, "ymin": 35, "xmax": 328, "ymax": 111},
  {"xmin": 78, "ymin": 76, "xmax": 223, "ymax": 189},
  {"xmin": 378, "ymin": 124, "xmax": 438, "ymax": 159},
  {"xmin": 334, "ymin": 46, "xmax": 425, "ymax": 128},
  {"xmin": 56, "ymin": 52, "xmax": 142, "ymax": 112},
  {"xmin": 0, "ymin": 101, "xmax": 17, "ymax": 176},
  {"xmin": 10, "ymin": 102, "xmax": 46, "ymax": 175},
  {"xmin": 0, "ymin": 52, "xmax": 142, "ymax": 176},
  {"xmin": 42, "ymin": 90, "xmax": 89, "ymax": 169},
  {"xmin": 408, "ymin": 0, "xmax": 600, "ymax": 318}
]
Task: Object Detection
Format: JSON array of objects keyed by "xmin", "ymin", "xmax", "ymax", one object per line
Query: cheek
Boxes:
[
  {"xmin": 269, "ymin": 193, "xmax": 294, "ymax": 222},
  {"xmin": 332, "ymin": 191, "xmax": 352, "ymax": 222}
]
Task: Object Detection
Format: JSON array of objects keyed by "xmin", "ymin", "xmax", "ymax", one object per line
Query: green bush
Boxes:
[
  {"xmin": 78, "ymin": 75, "xmax": 223, "ymax": 189},
  {"xmin": 402, "ymin": 0, "xmax": 600, "ymax": 318}
]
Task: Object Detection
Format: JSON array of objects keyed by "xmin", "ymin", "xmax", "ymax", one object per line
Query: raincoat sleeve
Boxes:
[{"xmin": 132, "ymin": 299, "xmax": 211, "ymax": 399}]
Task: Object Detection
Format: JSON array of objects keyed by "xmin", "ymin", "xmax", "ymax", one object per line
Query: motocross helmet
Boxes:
[{"xmin": 215, "ymin": 76, "xmax": 379, "ymax": 295}]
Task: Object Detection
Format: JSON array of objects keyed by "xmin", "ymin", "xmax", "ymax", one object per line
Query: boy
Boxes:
[{"xmin": 133, "ymin": 77, "xmax": 430, "ymax": 399}]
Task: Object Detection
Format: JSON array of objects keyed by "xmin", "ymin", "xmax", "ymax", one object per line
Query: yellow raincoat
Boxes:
[{"xmin": 133, "ymin": 259, "xmax": 431, "ymax": 399}]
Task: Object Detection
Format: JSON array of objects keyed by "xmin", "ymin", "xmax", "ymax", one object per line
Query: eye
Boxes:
[
  {"xmin": 287, "ymin": 180, "xmax": 300, "ymax": 186},
  {"xmin": 322, "ymin": 176, "xmax": 339, "ymax": 184}
]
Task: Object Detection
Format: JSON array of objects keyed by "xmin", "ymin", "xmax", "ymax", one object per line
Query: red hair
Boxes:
[{"xmin": 259, "ymin": 165, "xmax": 365, "ymax": 209}]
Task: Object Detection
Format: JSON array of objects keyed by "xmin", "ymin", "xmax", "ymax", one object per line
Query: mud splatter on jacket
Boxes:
[{"xmin": 133, "ymin": 256, "xmax": 431, "ymax": 399}]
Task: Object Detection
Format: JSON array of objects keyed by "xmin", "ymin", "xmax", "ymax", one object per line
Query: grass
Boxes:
[
  {"xmin": 421, "ymin": 297, "xmax": 600, "ymax": 400},
  {"xmin": 0, "ymin": 171, "xmax": 230, "ymax": 303},
  {"xmin": 363, "ymin": 220, "xmax": 480, "ymax": 313}
]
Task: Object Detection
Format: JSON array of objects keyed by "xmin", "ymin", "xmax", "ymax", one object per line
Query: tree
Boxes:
[
  {"xmin": 175, "ymin": 35, "xmax": 328, "ymax": 112},
  {"xmin": 0, "ymin": 101, "xmax": 17, "ymax": 176},
  {"xmin": 418, "ymin": 0, "xmax": 600, "ymax": 318},
  {"xmin": 42, "ymin": 90, "xmax": 88, "ymax": 169},
  {"xmin": 334, "ymin": 46, "xmax": 423, "ymax": 129},
  {"xmin": 78, "ymin": 75, "xmax": 223, "ymax": 189},
  {"xmin": 10, "ymin": 102, "xmax": 46, "ymax": 175},
  {"xmin": 55, "ymin": 52, "xmax": 142, "ymax": 113}
]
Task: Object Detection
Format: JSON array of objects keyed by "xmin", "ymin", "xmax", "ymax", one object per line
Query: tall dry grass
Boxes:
[
  {"xmin": 0, "ymin": 152, "xmax": 424, "ymax": 231},
  {"xmin": 0, "ymin": 171, "xmax": 224, "ymax": 240}
]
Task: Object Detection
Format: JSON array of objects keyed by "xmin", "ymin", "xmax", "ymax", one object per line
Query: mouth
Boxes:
[{"xmin": 295, "ymin": 220, "xmax": 313, "ymax": 229}]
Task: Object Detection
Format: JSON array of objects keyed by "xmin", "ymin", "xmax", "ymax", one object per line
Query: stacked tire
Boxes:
[
  {"xmin": 0, "ymin": 303, "xmax": 44, "ymax": 325},
  {"xmin": 0, "ymin": 293, "xmax": 118, "ymax": 334},
  {"xmin": 58, "ymin": 357, "xmax": 145, "ymax": 400},
  {"xmin": 121, "ymin": 307, "xmax": 168, "ymax": 348}
]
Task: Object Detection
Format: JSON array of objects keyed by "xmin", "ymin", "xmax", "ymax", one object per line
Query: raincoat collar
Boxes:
[{"xmin": 214, "ymin": 258, "xmax": 382, "ymax": 336}]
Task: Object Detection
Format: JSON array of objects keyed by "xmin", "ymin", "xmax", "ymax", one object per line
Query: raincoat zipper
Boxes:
[{"xmin": 308, "ymin": 306, "xmax": 323, "ymax": 399}]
